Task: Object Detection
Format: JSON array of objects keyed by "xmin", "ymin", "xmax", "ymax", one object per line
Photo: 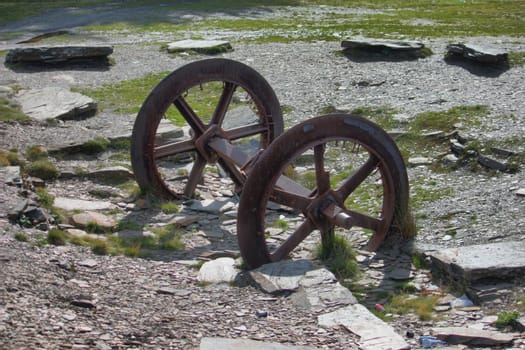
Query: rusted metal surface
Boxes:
[
  {"xmin": 131, "ymin": 59, "xmax": 409, "ymax": 270},
  {"xmin": 131, "ymin": 58, "xmax": 283, "ymax": 199},
  {"xmin": 237, "ymin": 114, "xmax": 409, "ymax": 269}
]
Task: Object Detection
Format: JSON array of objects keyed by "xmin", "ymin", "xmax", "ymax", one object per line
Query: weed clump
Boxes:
[
  {"xmin": 316, "ymin": 234, "xmax": 359, "ymax": 280},
  {"xmin": 25, "ymin": 145, "xmax": 48, "ymax": 161},
  {"xmin": 47, "ymin": 229, "xmax": 68, "ymax": 245},
  {"xmin": 23, "ymin": 160, "xmax": 60, "ymax": 180}
]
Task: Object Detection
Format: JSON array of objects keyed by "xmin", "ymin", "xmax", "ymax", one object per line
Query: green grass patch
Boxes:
[
  {"xmin": 495, "ymin": 310, "xmax": 521, "ymax": 329},
  {"xmin": 316, "ymin": 233, "xmax": 359, "ymax": 280},
  {"xmin": 47, "ymin": 229, "xmax": 68, "ymax": 245},
  {"xmin": 387, "ymin": 293, "xmax": 440, "ymax": 321},
  {"xmin": 14, "ymin": 233, "xmax": 28, "ymax": 242},
  {"xmin": 160, "ymin": 201, "xmax": 179, "ymax": 214},
  {"xmin": 509, "ymin": 52, "xmax": 525, "ymax": 67},
  {"xmin": 23, "ymin": 159, "xmax": 60, "ymax": 180},
  {"xmin": 0, "ymin": 97, "xmax": 30, "ymax": 123},
  {"xmin": 76, "ymin": 71, "xmax": 170, "ymax": 115},
  {"xmin": 2, "ymin": 1, "xmax": 523, "ymax": 42},
  {"xmin": 25, "ymin": 145, "xmax": 48, "ymax": 161}
]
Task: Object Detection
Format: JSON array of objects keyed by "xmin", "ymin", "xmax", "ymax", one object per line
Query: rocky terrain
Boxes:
[{"xmin": 1, "ymin": 4, "xmax": 525, "ymax": 350}]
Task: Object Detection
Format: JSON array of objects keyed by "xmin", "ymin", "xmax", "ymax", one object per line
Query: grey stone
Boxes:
[
  {"xmin": 318, "ymin": 304, "xmax": 410, "ymax": 350},
  {"xmin": 467, "ymin": 282, "xmax": 514, "ymax": 304},
  {"xmin": 200, "ymin": 337, "xmax": 318, "ymax": 350},
  {"xmin": 431, "ymin": 326, "xmax": 515, "ymax": 346},
  {"xmin": 15, "ymin": 87, "xmax": 97, "ymax": 121},
  {"xmin": 386, "ymin": 267, "xmax": 414, "ymax": 281},
  {"xmin": 66, "ymin": 229, "xmax": 107, "ymax": 241},
  {"xmin": 291, "ymin": 269, "xmax": 357, "ymax": 312},
  {"xmin": 167, "ymin": 215, "xmax": 200, "ymax": 227},
  {"xmin": 71, "ymin": 211, "xmax": 117, "ymax": 231},
  {"xmin": 342, "ymin": 39, "xmax": 427, "ymax": 59},
  {"xmin": 408, "ymin": 156, "xmax": 433, "ymax": 166},
  {"xmin": 166, "ymin": 40, "xmax": 233, "ymax": 54},
  {"xmin": 54, "ymin": 197, "xmax": 116, "ymax": 211},
  {"xmin": 249, "ymin": 260, "xmax": 315, "ymax": 294},
  {"xmin": 198, "ymin": 257, "xmax": 239, "ymax": 284},
  {"xmin": 5, "ymin": 46, "xmax": 113, "ymax": 65},
  {"xmin": 77, "ymin": 259, "xmax": 98, "ymax": 268},
  {"xmin": 516, "ymin": 188, "xmax": 525, "ymax": 197},
  {"xmin": 477, "ymin": 154, "xmax": 508, "ymax": 172},
  {"xmin": 446, "ymin": 43, "xmax": 508, "ymax": 65},
  {"xmin": 86, "ymin": 166, "xmax": 134, "ymax": 183},
  {"xmin": 189, "ymin": 199, "xmax": 236, "ymax": 214},
  {"xmin": 291, "ymin": 282, "xmax": 357, "ymax": 312},
  {"xmin": 428, "ymin": 241, "xmax": 525, "ymax": 283}
]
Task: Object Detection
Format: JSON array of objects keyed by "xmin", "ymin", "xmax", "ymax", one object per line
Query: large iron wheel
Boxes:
[
  {"xmin": 131, "ymin": 58, "xmax": 283, "ymax": 199},
  {"xmin": 237, "ymin": 114, "xmax": 409, "ymax": 269}
]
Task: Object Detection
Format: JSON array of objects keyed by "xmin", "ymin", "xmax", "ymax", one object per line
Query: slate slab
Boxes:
[
  {"xmin": 431, "ymin": 326, "xmax": 515, "ymax": 346},
  {"xmin": 446, "ymin": 43, "xmax": 508, "ymax": 65},
  {"xmin": 15, "ymin": 87, "xmax": 97, "ymax": 121},
  {"xmin": 5, "ymin": 46, "xmax": 113, "ymax": 65},
  {"xmin": 428, "ymin": 241, "xmax": 525, "ymax": 283},
  {"xmin": 200, "ymin": 337, "xmax": 318, "ymax": 350},
  {"xmin": 249, "ymin": 260, "xmax": 315, "ymax": 294},
  {"xmin": 318, "ymin": 304, "xmax": 410, "ymax": 350},
  {"xmin": 166, "ymin": 40, "xmax": 233, "ymax": 54},
  {"xmin": 54, "ymin": 197, "xmax": 116, "ymax": 211},
  {"xmin": 342, "ymin": 39, "xmax": 428, "ymax": 59}
]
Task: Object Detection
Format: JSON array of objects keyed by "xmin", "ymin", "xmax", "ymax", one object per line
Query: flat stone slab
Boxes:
[
  {"xmin": 428, "ymin": 241, "xmax": 525, "ymax": 283},
  {"xmin": 15, "ymin": 87, "xmax": 97, "ymax": 121},
  {"xmin": 249, "ymin": 260, "xmax": 315, "ymax": 294},
  {"xmin": 446, "ymin": 43, "xmax": 508, "ymax": 65},
  {"xmin": 5, "ymin": 46, "xmax": 113, "ymax": 65},
  {"xmin": 341, "ymin": 39, "xmax": 427, "ymax": 59},
  {"xmin": 166, "ymin": 40, "xmax": 233, "ymax": 54},
  {"xmin": 318, "ymin": 304, "xmax": 410, "ymax": 350},
  {"xmin": 342, "ymin": 39, "xmax": 424, "ymax": 51},
  {"xmin": 189, "ymin": 199, "xmax": 236, "ymax": 214},
  {"xmin": 200, "ymin": 337, "xmax": 318, "ymax": 350},
  {"xmin": 54, "ymin": 197, "xmax": 116, "ymax": 211},
  {"xmin": 431, "ymin": 326, "xmax": 516, "ymax": 346}
]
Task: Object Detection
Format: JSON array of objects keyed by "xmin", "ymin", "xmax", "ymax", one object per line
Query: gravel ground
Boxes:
[{"xmin": 1, "ymin": 5, "xmax": 525, "ymax": 349}]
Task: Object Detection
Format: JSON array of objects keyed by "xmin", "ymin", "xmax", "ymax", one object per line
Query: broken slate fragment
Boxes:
[
  {"xmin": 342, "ymin": 39, "xmax": 428, "ymax": 60},
  {"xmin": 166, "ymin": 40, "xmax": 233, "ymax": 55},
  {"xmin": 319, "ymin": 303, "xmax": 410, "ymax": 350},
  {"xmin": 54, "ymin": 197, "xmax": 116, "ymax": 211},
  {"xmin": 15, "ymin": 87, "xmax": 97, "ymax": 121},
  {"xmin": 428, "ymin": 241, "xmax": 525, "ymax": 283},
  {"xmin": 248, "ymin": 260, "xmax": 315, "ymax": 294},
  {"xmin": 446, "ymin": 43, "xmax": 509, "ymax": 66},
  {"xmin": 431, "ymin": 326, "xmax": 515, "ymax": 346},
  {"xmin": 5, "ymin": 46, "xmax": 113, "ymax": 65},
  {"xmin": 200, "ymin": 337, "xmax": 318, "ymax": 350},
  {"xmin": 71, "ymin": 211, "xmax": 117, "ymax": 231}
]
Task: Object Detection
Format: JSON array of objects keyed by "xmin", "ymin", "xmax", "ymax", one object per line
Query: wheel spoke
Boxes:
[
  {"xmin": 270, "ymin": 219, "xmax": 316, "ymax": 262},
  {"xmin": 225, "ymin": 123, "xmax": 268, "ymax": 140},
  {"xmin": 270, "ymin": 188, "xmax": 312, "ymax": 212},
  {"xmin": 336, "ymin": 154, "xmax": 379, "ymax": 199},
  {"xmin": 211, "ymin": 82, "xmax": 237, "ymax": 126},
  {"xmin": 173, "ymin": 96, "xmax": 206, "ymax": 134},
  {"xmin": 314, "ymin": 144, "xmax": 330, "ymax": 194},
  {"xmin": 154, "ymin": 139, "xmax": 195, "ymax": 159},
  {"xmin": 184, "ymin": 154, "xmax": 206, "ymax": 198},
  {"xmin": 344, "ymin": 209, "xmax": 382, "ymax": 231}
]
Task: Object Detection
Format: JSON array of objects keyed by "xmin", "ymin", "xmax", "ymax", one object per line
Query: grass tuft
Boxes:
[{"xmin": 316, "ymin": 233, "xmax": 359, "ymax": 280}]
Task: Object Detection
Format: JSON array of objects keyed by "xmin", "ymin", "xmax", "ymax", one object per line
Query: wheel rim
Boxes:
[
  {"xmin": 237, "ymin": 114, "xmax": 407, "ymax": 269},
  {"xmin": 131, "ymin": 59, "xmax": 283, "ymax": 199}
]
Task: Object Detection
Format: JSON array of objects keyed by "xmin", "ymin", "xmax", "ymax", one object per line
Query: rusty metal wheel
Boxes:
[
  {"xmin": 237, "ymin": 113, "xmax": 409, "ymax": 269},
  {"xmin": 131, "ymin": 58, "xmax": 283, "ymax": 199}
]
